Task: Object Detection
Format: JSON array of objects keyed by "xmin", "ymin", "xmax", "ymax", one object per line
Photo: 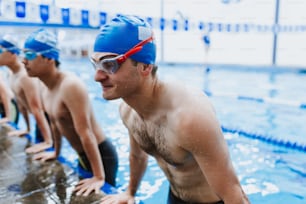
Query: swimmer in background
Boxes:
[
  {"xmin": 23, "ymin": 28, "xmax": 118, "ymax": 196},
  {"xmin": 0, "ymin": 73, "xmax": 14, "ymax": 124},
  {"xmin": 91, "ymin": 15, "xmax": 250, "ymax": 204},
  {"xmin": 0, "ymin": 34, "xmax": 52, "ymax": 153}
]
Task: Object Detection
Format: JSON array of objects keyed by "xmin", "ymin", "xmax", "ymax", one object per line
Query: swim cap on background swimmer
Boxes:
[
  {"xmin": 94, "ymin": 14, "xmax": 156, "ymax": 64},
  {"xmin": 24, "ymin": 28, "xmax": 59, "ymax": 61},
  {"xmin": 0, "ymin": 34, "xmax": 20, "ymax": 55}
]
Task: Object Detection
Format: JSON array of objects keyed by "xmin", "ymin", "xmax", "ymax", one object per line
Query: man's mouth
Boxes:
[{"xmin": 102, "ymin": 84, "xmax": 113, "ymax": 90}]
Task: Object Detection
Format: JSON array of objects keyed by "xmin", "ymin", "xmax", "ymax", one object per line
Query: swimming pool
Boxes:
[{"xmin": 20, "ymin": 59, "xmax": 306, "ymax": 203}]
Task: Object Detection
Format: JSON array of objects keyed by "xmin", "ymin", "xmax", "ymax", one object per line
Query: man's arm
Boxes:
[
  {"xmin": 0, "ymin": 80, "xmax": 11, "ymax": 123},
  {"xmin": 119, "ymin": 102, "xmax": 148, "ymax": 197},
  {"xmin": 100, "ymin": 102, "xmax": 148, "ymax": 204},
  {"xmin": 33, "ymin": 120, "xmax": 61, "ymax": 161},
  {"xmin": 63, "ymin": 78, "xmax": 105, "ymax": 196},
  {"xmin": 8, "ymin": 103, "xmax": 30, "ymax": 136},
  {"xmin": 178, "ymin": 101, "xmax": 250, "ymax": 204},
  {"xmin": 126, "ymin": 131, "xmax": 148, "ymax": 197},
  {"xmin": 22, "ymin": 78, "xmax": 52, "ymax": 145}
]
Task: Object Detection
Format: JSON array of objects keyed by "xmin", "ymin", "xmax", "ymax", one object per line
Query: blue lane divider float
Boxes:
[
  {"xmin": 204, "ymin": 90, "xmax": 306, "ymax": 109},
  {"xmin": 201, "ymin": 91, "xmax": 306, "ymax": 152},
  {"xmin": 221, "ymin": 126, "xmax": 306, "ymax": 152}
]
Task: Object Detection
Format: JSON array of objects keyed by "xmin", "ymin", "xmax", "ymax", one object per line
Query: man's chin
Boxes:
[
  {"xmin": 102, "ymin": 93, "xmax": 118, "ymax": 101},
  {"xmin": 26, "ymin": 72, "xmax": 34, "ymax": 77}
]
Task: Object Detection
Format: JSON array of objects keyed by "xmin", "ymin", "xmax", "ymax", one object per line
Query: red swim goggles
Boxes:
[{"xmin": 90, "ymin": 36, "xmax": 153, "ymax": 74}]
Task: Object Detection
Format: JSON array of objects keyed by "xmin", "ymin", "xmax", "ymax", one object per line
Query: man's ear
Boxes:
[
  {"xmin": 140, "ymin": 64, "xmax": 153, "ymax": 76},
  {"xmin": 43, "ymin": 57, "xmax": 55, "ymax": 65}
]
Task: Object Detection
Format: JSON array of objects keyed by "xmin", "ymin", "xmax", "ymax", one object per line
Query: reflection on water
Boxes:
[{"xmin": 0, "ymin": 126, "xmax": 104, "ymax": 204}]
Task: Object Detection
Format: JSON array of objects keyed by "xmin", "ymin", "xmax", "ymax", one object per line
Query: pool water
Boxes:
[{"xmin": 20, "ymin": 59, "xmax": 306, "ymax": 203}]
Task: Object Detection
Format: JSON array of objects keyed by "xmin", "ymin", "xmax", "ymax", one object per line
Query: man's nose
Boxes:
[
  {"xmin": 22, "ymin": 58, "xmax": 28, "ymax": 65},
  {"xmin": 94, "ymin": 69, "xmax": 108, "ymax": 82}
]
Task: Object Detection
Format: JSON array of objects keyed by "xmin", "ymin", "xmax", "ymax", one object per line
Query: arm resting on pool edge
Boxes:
[
  {"xmin": 61, "ymin": 80, "xmax": 106, "ymax": 196},
  {"xmin": 32, "ymin": 121, "xmax": 61, "ymax": 161},
  {"xmin": 126, "ymin": 133, "xmax": 149, "ymax": 197},
  {"xmin": 0, "ymin": 80, "xmax": 11, "ymax": 124},
  {"xmin": 100, "ymin": 130, "xmax": 148, "ymax": 204}
]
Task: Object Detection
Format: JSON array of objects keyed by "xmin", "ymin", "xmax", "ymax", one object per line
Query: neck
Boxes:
[
  {"xmin": 123, "ymin": 77, "xmax": 162, "ymax": 119},
  {"xmin": 40, "ymin": 68, "xmax": 63, "ymax": 90}
]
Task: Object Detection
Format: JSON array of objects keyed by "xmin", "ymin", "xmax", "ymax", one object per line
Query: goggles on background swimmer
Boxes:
[
  {"xmin": 0, "ymin": 47, "xmax": 17, "ymax": 54},
  {"xmin": 90, "ymin": 36, "xmax": 154, "ymax": 74},
  {"xmin": 22, "ymin": 48, "xmax": 56, "ymax": 61}
]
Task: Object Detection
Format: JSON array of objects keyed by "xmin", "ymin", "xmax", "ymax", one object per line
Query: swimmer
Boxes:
[
  {"xmin": 0, "ymin": 34, "xmax": 52, "ymax": 153},
  {"xmin": 0, "ymin": 73, "xmax": 14, "ymax": 124},
  {"xmin": 23, "ymin": 28, "xmax": 118, "ymax": 196},
  {"xmin": 91, "ymin": 15, "xmax": 250, "ymax": 204}
]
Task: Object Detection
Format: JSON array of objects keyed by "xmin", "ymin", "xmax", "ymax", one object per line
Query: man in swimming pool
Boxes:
[
  {"xmin": 92, "ymin": 15, "xmax": 250, "ymax": 204},
  {"xmin": 22, "ymin": 28, "xmax": 118, "ymax": 196},
  {"xmin": 0, "ymin": 34, "xmax": 52, "ymax": 153}
]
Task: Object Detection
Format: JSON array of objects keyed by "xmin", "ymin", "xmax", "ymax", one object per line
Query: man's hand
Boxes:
[
  {"xmin": 8, "ymin": 129, "xmax": 29, "ymax": 137},
  {"xmin": 0, "ymin": 117, "xmax": 10, "ymax": 124},
  {"xmin": 100, "ymin": 192, "xmax": 136, "ymax": 204},
  {"xmin": 25, "ymin": 142, "xmax": 53, "ymax": 154},
  {"xmin": 32, "ymin": 151, "xmax": 56, "ymax": 162},
  {"xmin": 73, "ymin": 177, "xmax": 105, "ymax": 196}
]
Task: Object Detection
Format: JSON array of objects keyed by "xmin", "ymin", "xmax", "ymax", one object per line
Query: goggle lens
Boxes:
[
  {"xmin": 90, "ymin": 56, "xmax": 120, "ymax": 74},
  {"xmin": 24, "ymin": 51, "xmax": 38, "ymax": 60},
  {"xmin": 23, "ymin": 48, "xmax": 57, "ymax": 61}
]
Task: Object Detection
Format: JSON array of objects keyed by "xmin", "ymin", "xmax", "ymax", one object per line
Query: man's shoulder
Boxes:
[
  {"xmin": 17, "ymin": 74, "xmax": 38, "ymax": 90},
  {"xmin": 119, "ymin": 101, "xmax": 132, "ymax": 115},
  {"xmin": 119, "ymin": 101, "xmax": 138, "ymax": 125},
  {"xmin": 61, "ymin": 72, "xmax": 85, "ymax": 89},
  {"xmin": 163, "ymin": 81, "xmax": 192, "ymax": 98},
  {"xmin": 163, "ymin": 81, "xmax": 208, "ymax": 108}
]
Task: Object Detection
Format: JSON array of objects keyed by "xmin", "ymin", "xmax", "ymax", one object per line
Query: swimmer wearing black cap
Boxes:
[{"xmin": 92, "ymin": 15, "xmax": 250, "ymax": 204}]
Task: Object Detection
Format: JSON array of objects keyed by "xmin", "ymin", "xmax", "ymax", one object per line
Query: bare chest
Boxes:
[
  {"xmin": 10, "ymin": 78, "xmax": 29, "ymax": 109},
  {"xmin": 43, "ymin": 91, "xmax": 71, "ymax": 126},
  {"xmin": 128, "ymin": 116, "xmax": 187, "ymax": 166}
]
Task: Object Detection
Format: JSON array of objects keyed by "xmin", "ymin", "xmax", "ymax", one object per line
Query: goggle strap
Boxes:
[
  {"xmin": 23, "ymin": 48, "xmax": 58, "ymax": 55},
  {"xmin": 0, "ymin": 47, "xmax": 17, "ymax": 52},
  {"xmin": 118, "ymin": 36, "xmax": 153, "ymax": 63},
  {"xmin": 135, "ymin": 36, "xmax": 154, "ymax": 48},
  {"xmin": 118, "ymin": 46, "xmax": 142, "ymax": 63}
]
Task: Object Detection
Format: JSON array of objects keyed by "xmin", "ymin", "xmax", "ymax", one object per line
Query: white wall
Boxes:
[
  {"xmin": 160, "ymin": 0, "xmax": 306, "ymax": 68},
  {"xmin": 277, "ymin": 0, "xmax": 306, "ymax": 67},
  {"xmin": 161, "ymin": 0, "xmax": 275, "ymax": 66},
  {"xmin": 1, "ymin": 0, "xmax": 306, "ymax": 68}
]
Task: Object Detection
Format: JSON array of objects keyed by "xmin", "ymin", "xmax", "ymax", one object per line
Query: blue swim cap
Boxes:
[
  {"xmin": 94, "ymin": 15, "xmax": 156, "ymax": 64},
  {"xmin": 0, "ymin": 34, "xmax": 20, "ymax": 55},
  {"xmin": 24, "ymin": 28, "xmax": 59, "ymax": 61}
]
